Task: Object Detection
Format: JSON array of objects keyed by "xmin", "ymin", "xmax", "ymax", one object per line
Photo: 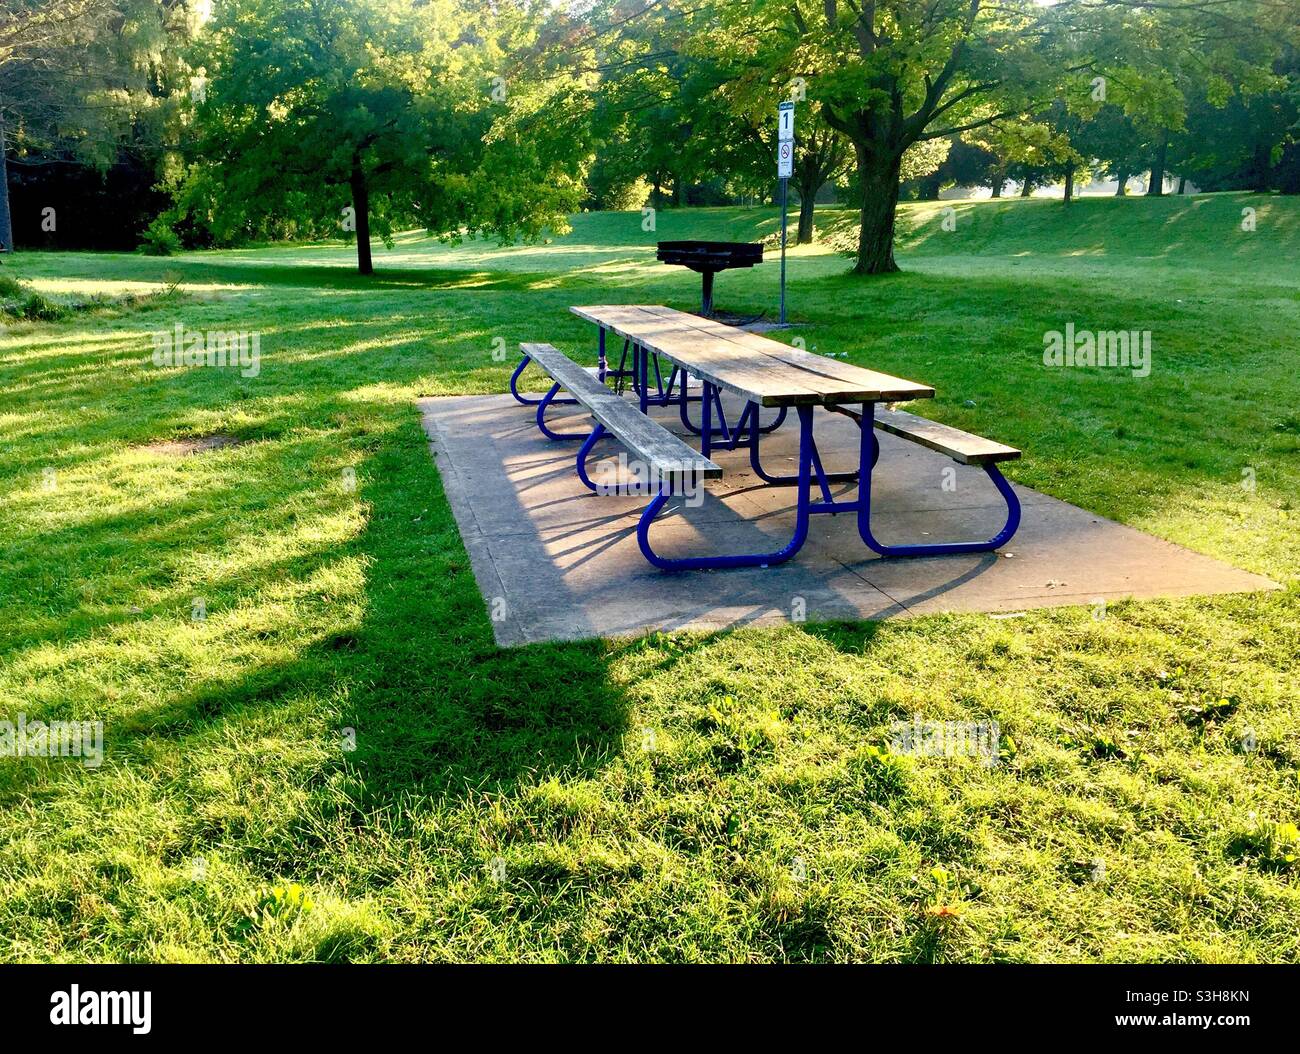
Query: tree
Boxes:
[
  {"xmin": 2, "ymin": 1, "xmax": 202, "ymax": 252},
  {"xmin": 969, "ymin": 118, "xmax": 1068, "ymax": 198},
  {"xmin": 790, "ymin": 117, "xmax": 849, "ymax": 242},
  {"xmin": 1115, "ymin": 0, "xmax": 1297, "ymax": 195},
  {"xmin": 587, "ymin": 5, "xmax": 747, "ymax": 211},
  {"xmin": 1085, "ymin": 106, "xmax": 1148, "ymax": 195},
  {"xmin": 698, "ymin": 0, "xmax": 1089, "ymax": 273},
  {"xmin": 0, "ymin": 0, "xmax": 119, "ymax": 252},
  {"xmin": 188, "ymin": 0, "xmax": 588, "ymax": 274},
  {"xmin": 907, "ymin": 137, "xmax": 989, "ymax": 200},
  {"xmin": 1171, "ymin": 44, "xmax": 1300, "ymax": 193}
]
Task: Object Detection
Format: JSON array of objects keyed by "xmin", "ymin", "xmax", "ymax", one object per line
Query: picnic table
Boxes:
[{"xmin": 510, "ymin": 305, "xmax": 1021, "ymax": 570}]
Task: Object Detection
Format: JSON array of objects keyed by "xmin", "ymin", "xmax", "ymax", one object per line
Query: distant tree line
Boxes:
[{"xmin": 2, "ymin": 0, "xmax": 1297, "ymax": 273}]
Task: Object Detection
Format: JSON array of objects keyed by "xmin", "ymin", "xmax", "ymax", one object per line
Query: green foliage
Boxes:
[
  {"xmin": 139, "ymin": 214, "xmax": 182, "ymax": 257},
  {"xmin": 184, "ymin": 0, "xmax": 589, "ymax": 272},
  {"xmin": 1227, "ymin": 821, "xmax": 1300, "ymax": 872},
  {"xmin": 258, "ymin": 883, "xmax": 316, "ymax": 919},
  {"xmin": 5, "ymin": 292, "xmax": 71, "ymax": 321}
]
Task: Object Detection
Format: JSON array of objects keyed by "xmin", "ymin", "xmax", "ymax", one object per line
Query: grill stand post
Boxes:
[{"xmin": 700, "ymin": 270, "xmax": 715, "ymax": 316}]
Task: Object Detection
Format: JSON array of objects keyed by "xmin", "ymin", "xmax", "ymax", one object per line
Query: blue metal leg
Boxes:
[
  {"xmin": 680, "ymin": 381, "xmax": 787, "ymax": 437},
  {"xmin": 679, "ymin": 371, "xmax": 698, "ymax": 432},
  {"xmin": 689, "ymin": 397, "xmax": 759, "ymax": 453},
  {"xmin": 575, "ymin": 424, "xmax": 605, "ymax": 491},
  {"xmin": 608, "ymin": 339, "xmax": 632, "ymax": 394},
  {"xmin": 749, "ymin": 407, "xmax": 858, "ymax": 486},
  {"xmin": 635, "ymin": 345, "xmax": 649, "ymax": 413},
  {"xmin": 625, "ymin": 349, "xmax": 683, "ymax": 407},
  {"xmin": 636, "ymin": 406, "xmax": 815, "ymax": 570},
  {"xmin": 577, "ymin": 423, "xmax": 660, "ymax": 496},
  {"xmin": 853, "ymin": 402, "xmax": 1022, "ymax": 556},
  {"xmin": 701, "ymin": 380, "xmax": 714, "ymax": 459},
  {"xmin": 535, "ymin": 382, "xmax": 589, "ymax": 441},
  {"xmin": 511, "ymin": 353, "xmax": 577, "ymax": 407},
  {"xmin": 761, "ymin": 405, "xmax": 790, "ymax": 434}
]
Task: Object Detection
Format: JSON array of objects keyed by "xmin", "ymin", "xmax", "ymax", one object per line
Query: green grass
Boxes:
[{"xmin": 1, "ymin": 193, "xmax": 1297, "ymax": 962}]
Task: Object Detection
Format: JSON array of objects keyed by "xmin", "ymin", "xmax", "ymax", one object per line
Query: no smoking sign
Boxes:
[{"xmin": 778, "ymin": 140, "xmax": 793, "ymax": 178}]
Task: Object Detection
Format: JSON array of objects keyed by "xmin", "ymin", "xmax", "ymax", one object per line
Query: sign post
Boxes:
[{"xmin": 776, "ymin": 101, "xmax": 794, "ymax": 325}]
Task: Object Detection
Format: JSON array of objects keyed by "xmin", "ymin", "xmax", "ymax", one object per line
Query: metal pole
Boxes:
[{"xmin": 779, "ymin": 176, "xmax": 788, "ymax": 324}]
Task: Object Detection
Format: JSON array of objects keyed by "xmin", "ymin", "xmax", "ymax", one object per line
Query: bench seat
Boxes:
[
  {"xmin": 520, "ymin": 342, "xmax": 721, "ymax": 484},
  {"xmin": 830, "ymin": 405, "xmax": 1020, "ymax": 465}
]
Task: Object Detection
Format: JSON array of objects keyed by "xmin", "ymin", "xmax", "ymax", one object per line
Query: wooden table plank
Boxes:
[
  {"xmin": 571, "ymin": 304, "xmax": 933, "ymax": 406},
  {"xmin": 638, "ymin": 306, "xmax": 935, "ymax": 403},
  {"xmin": 572, "ymin": 305, "xmax": 826, "ymax": 406}
]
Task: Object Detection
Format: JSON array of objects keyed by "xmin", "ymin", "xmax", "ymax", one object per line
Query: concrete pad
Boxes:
[{"xmin": 418, "ymin": 393, "xmax": 1278, "ymax": 646}]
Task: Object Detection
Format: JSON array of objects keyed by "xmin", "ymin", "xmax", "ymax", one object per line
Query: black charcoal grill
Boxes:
[{"xmin": 655, "ymin": 240, "xmax": 764, "ymax": 316}]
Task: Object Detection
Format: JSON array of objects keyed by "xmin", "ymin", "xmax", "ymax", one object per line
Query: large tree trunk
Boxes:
[
  {"xmin": 672, "ymin": 177, "xmax": 684, "ymax": 207},
  {"xmin": 1148, "ymin": 132, "xmax": 1169, "ymax": 196},
  {"xmin": 795, "ymin": 186, "xmax": 816, "ymax": 245},
  {"xmin": 350, "ymin": 157, "xmax": 373, "ymax": 275},
  {"xmin": 852, "ymin": 148, "xmax": 903, "ymax": 275},
  {"xmin": 1114, "ymin": 169, "xmax": 1129, "ymax": 196},
  {"xmin": 1177, "ymin": 176, "xmax": 1187, "ymax": 195},
  {"xmin": 990, "ymin": 168, "xmax": 1005, "ymax": 198},
  {"xmin": 1020, "ymin": 179, "xmax": 1033, "ymax": 198},
  {"xmin": 1063, "ymin": 163, "xmax": 1075, "ymax": 204},
  {"xmin": 0, "ymin": 110, "xmax": 12, "ymax": 254}
]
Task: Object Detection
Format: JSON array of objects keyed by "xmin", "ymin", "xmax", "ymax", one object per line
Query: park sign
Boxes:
[
  {"xmin": 776, "ymin": 101, "xmax": 794, "ymax": 323},
  {"xmin": 777, "ymin": 102, "xmax": 794, "ymax": 177}
]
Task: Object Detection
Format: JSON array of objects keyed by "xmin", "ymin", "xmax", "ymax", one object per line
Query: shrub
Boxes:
[
  {"xmin": 139, "ymin": 215, "xmax": 183, "ymax": 256},
  {"xmin": 17, "ymin": 293, "xmax": 72, "ymax": 322}
]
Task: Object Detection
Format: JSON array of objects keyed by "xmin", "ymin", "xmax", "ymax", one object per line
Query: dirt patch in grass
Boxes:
[{"xmin": 137, "ymin": 433, "xmax": 243, "ymax": 457}]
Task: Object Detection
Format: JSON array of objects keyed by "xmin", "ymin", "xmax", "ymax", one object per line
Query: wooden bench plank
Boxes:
[
  {"xmin": 520, "ymin": 343, "xmax": 722, "ymax": 479},
  {"xmin": 873, "ymin": 407, "xmax": 1021, "ymax": 465},
  {"xmin": 520, "ymin": 341, "xmax": 610, "ymax": 401}
]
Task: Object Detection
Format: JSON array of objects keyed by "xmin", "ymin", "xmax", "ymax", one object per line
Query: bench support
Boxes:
[
  {"xmin": 803, "ymin": 403, "xmax": 1021, "ymax": 556},
  {"xmin": 856, "ymin": 414, "xmax": 1021, "ymax": 555},
  {"xmin": 575, "ymin": 423, "xmax": 661, "ymax": 496},
  {"xmin": 637, "ymin": 406, "xmax": 814, "ymax": 570},
  {"xmin": 511, "ymin": 352, "xmax": 580, "ymax": 407},
  {"xmin": 600, "ymin": 328, "xmax": 700, "ymax": 411},
  {"xmin": 747, "ymin": 409, "xmax": 860, "ymax": 499},
  {"xmin": 632, "ymin": 343, "xmax": 697, "ymax": 411},
  {"xmin": 680, "ymin": 378, "xmax": 787, "ymax": 440},
  {"xmin": 535, "ymin": 382, "xmax": 590, "ymax": 441}
]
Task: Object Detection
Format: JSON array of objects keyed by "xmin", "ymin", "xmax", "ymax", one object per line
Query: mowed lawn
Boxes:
[{"xmin": 1, "ymin": 194, "xmax": 1297, "ymax": 963}]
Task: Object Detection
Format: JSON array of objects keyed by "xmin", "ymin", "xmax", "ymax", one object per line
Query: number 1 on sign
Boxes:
[{"xmin": 777, "ymin": 101, "xmax": 794, "ymax": 142}]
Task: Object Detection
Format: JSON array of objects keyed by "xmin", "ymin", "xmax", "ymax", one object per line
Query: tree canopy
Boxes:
[{"xmin": 2, "ymin": 0, "xmax": 1298, "ymax": 271}]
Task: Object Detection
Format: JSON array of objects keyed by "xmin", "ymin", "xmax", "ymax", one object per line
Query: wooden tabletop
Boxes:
[{"xmin": 571, "ymin": 305, "xmax": 934, "ymax": 408}]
